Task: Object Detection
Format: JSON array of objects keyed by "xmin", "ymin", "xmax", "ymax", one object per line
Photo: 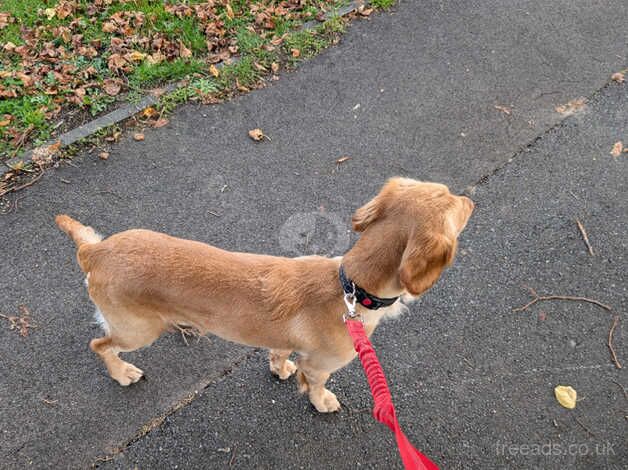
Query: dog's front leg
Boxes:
[
  {"xmin": 296, "ymin": 357, "xmax": 340, "ymax": 413},
  {"xmin": 268, "ymin": 349, "xmax": 297, "ymax": 380}
]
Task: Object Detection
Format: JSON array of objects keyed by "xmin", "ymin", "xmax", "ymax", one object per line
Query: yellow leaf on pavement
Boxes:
[{"xmin": 554, "ymin": 385, "xmax": 577, "ymax": 409}]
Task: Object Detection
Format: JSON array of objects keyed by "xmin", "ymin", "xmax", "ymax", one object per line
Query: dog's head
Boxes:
[{"xmin": 352, "ymin": 177, "xmax": 474, "ymax": 296}]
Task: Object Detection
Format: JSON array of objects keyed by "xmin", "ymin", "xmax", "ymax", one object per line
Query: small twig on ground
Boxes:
[
  {"xmin": 576, "ymin": 219, "xmax": 594, "ymax": 256},
  {"xmin": 229, "ymin": 444, "xmax": 237, "ymax": 467},
  {"xmin": 0, "ymin": 170, "xmax": 45, "ymax": 197},
  {"xmin": 304, "ymin": 233, "xmax": 310, "ymax": 253},
  {"xmin": 608, "ymin": 315, "xmax": 622, "ymax": 369},
  {"xmin": 513, "ymin": 286, "xmax": 612, "ymax": 312},
  {"xmin": 96, "ymin": 189, "xmax": 123, "ymax": 200},
  {"xmin": 9, "ymin": 124, "xmax": 35, "ymax": 159},
  {"xmin": 42, "ymin": 398, "xmax": 58, "ymax": 406},
  {"xmin": 574, "ymin": 416, "xmax": 596, "ymax": 438},
  {"xmin": 13, "ymin": 195, "xmax": 25, "ymax": 212},
  {"xmin": 208, "ymin": 210, "xmax": 221, "ymax": 217},
  {"xmin": 0, "ymin": 195, "xmax": 23, "ymax": 215},
  {"xmin": 459, "ymin": 355, "xmax": 475, "ymax": 369},
  {"xmin": 610, "ymin": 380, "xmax": 628, "ymax": 400}
]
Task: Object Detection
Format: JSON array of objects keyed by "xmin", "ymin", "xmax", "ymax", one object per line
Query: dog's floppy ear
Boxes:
[
  {"xmin": 352, "ymin": 196, "xmax": 382, "ymax": 232},
  {"xmin": 399, "ymin": 233, "xmax": 456, "ymax": 295}
]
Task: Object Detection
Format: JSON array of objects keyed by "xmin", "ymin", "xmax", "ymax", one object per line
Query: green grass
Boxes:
[
  {"xmin": 129, "ymin": 59, "xmax": 206, "ymax": 88},
  {"xmin": 284, "ymin": 30, "xmax": 329, "ymax": 64},
  {"xmin": 371, "ymin": 0, "xmax": 395, "ymax": 8},
  {"xmin": 0, "ymin": 0, "xmax": 359, "ymax": 163}
]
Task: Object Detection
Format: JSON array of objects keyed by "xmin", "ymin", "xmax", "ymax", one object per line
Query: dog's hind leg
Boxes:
[
  {"xmin": 90, "ymin": 336, "xmax": 145, "ymax": 386},
  {"xmin": 296, "ymin": 357, "xmax": 340, "ymax": 413},
  {"xmin": 89, "ymin": 310, "xmax": 164, "ymax": 386},
  {"xmin": 268, "ymin": 349, "xmax": 297, "ymax": 380}
]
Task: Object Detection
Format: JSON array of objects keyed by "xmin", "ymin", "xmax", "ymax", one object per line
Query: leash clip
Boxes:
[{"xmin": 343, "ymin": 282, "xmax": 361, "ymax": 322}]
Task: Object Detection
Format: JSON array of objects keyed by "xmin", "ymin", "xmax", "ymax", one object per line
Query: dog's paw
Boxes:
[
  {"xmin": 310, "ymin": 388, "xmax": 341, "ymax": 413},
  {"xmin": 270, "ymin": 359, "xmax": 297, "ymax": 380},
  {"xmin": 112, "ymin": 362, "xmax": 144, "ymax": 386},
  {"xmin": 278, "ymin": 359, "xmax": 297, "ymax": 380}
]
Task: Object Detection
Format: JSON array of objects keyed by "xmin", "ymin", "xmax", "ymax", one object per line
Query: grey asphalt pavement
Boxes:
[{"xmin": 1, "ymin": 1, "xmax": 626, "ymax": 469}]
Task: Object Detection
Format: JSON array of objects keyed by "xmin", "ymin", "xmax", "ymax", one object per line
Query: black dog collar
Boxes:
[{"xmin": 339, "ymin": 265, "xmax": 399, "ymax": 310}]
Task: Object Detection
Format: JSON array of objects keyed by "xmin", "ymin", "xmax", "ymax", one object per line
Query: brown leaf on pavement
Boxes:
[
  {"xmin": 248, "ymin": 128, "xmax": 266, "ymax": 141},
  {"xmin": 152, "ymin": 118, "xmax": 169, "ymax": 128},
  {"xmin": 31, "ymin": 141, "xmax": 62, "ymax": 164},
  {"xmin": 133, "ymin": 133, "xmax": 145, "ymax": 141},
  {"xmin": 611, "ymin": 72, "xmax": 625, "ymax": 83},
  {"xmin": 99, "ymin": 151, "xmax": 110, "ymax": 160},
  {"xmin": 555, "ymin": 97, "xmax": 587, "ymax": 115},
  {"xmin": 494, "ymin": 104, "xmax": 512, "ymax": 115},
  {"xmin": 610, "ymin": 141, "xmax": 623, "ymax": 158}
]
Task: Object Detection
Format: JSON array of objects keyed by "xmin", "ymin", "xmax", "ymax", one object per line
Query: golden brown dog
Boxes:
[{"xmin": 56, "ymin": 178, "xmax": 473, "ymax": 412}]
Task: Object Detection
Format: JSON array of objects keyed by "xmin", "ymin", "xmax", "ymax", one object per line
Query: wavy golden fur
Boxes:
[{"xmin": 56, "ymin": 178, "xmax": 474, "ymax": 412}]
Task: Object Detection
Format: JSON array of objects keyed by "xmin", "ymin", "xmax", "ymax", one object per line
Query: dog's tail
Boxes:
[{"xmin": 55, "ymin": 214, "xmax": 102, "ymax": 248}]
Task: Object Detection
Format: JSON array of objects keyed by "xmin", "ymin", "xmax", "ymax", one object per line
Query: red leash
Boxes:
[{"xmin": 345, "ymin": 319, "xmax": 440, "ymax": 470}]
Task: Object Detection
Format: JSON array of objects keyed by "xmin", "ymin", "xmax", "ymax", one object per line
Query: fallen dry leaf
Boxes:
[
  {"xmin": 127, "ymin": 50, "xmax": 147, "ymax": 62},
  {"xmin": 253, "ymin": 62, "xmax": 267, "ymax": 72},
  {"xmin": 271, "ymin": 62, "xmax": 279, "ymax": 73},
  {"xmin": 179, "ymin": 40, "xmax": 192, "ymax": 58},
  {"xmin": 358, "ymin": 6, "xmax": 374, "ymax": 16},
  {"xmin": 152, "ymin": 118, "xmax": 169, "ymax": 128},
  {"xmin": 291, "ymin": 48, "xmax": 300, "ymax": 58},
  {"xmin": 248, "ymin": 128, "xmax": 266, "ymax": 141},
  {"xmin": 0, "ymin": 119, "xmax": 10, "ymax": 127},
  {"xmin": 0, "ymin": 12, "xmax": 13, "ymax": 30},
  {"xmin": 142, "ymin": 107, "xmax": 158, "ymax": 118},
  {"xmin": 336, "ymin": 156, "xmax": 351, "ymax": 164},
  {"xmin": 133, "ymin": 133, "xmax": 145, "ymax": 141},
  {"xmin": 225, "ymin": 3, "xmax": 235, "ymax": 20},
  {"xmin": 0, "ymin": 305, "xmax": 35, "ymax": 337},
  {"xmin": 105, "ymin": 131, "xmax": 121, "ymax": 142},
  {"xmin": 99, "ymin": 151, "xmax": 109, "ymax": 160},
  {"xmin": 555, "ymin": 97, "xmax": 587, "ymax": 115},
  {"xmin": 554, "ymin": 385, "xmax": 577, "ymax": 409},
  {"xmin": 610, "ymin": 141, "xmax": 623, "ymax": 158},
  {"xmin": 44, "ymin": 8, "xmax": 56, "ymax": 20},
  {"xmin": 31, "ymin": 141, "xmax": 62, "ymax": 163},
  {"xmin": 611, "ymin": 72, "xmax": 625, "ymax": 83},
  {"xmin": 209, "ymin": 64, "xmax": 220, "ymax": 77},
  {"xmin": 494, "ymin": 104, "xmax": 512, "ymax": 115},
  {"xmin": 103, "ymin": 79, "xmax": 121, "ymax": 96}
]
